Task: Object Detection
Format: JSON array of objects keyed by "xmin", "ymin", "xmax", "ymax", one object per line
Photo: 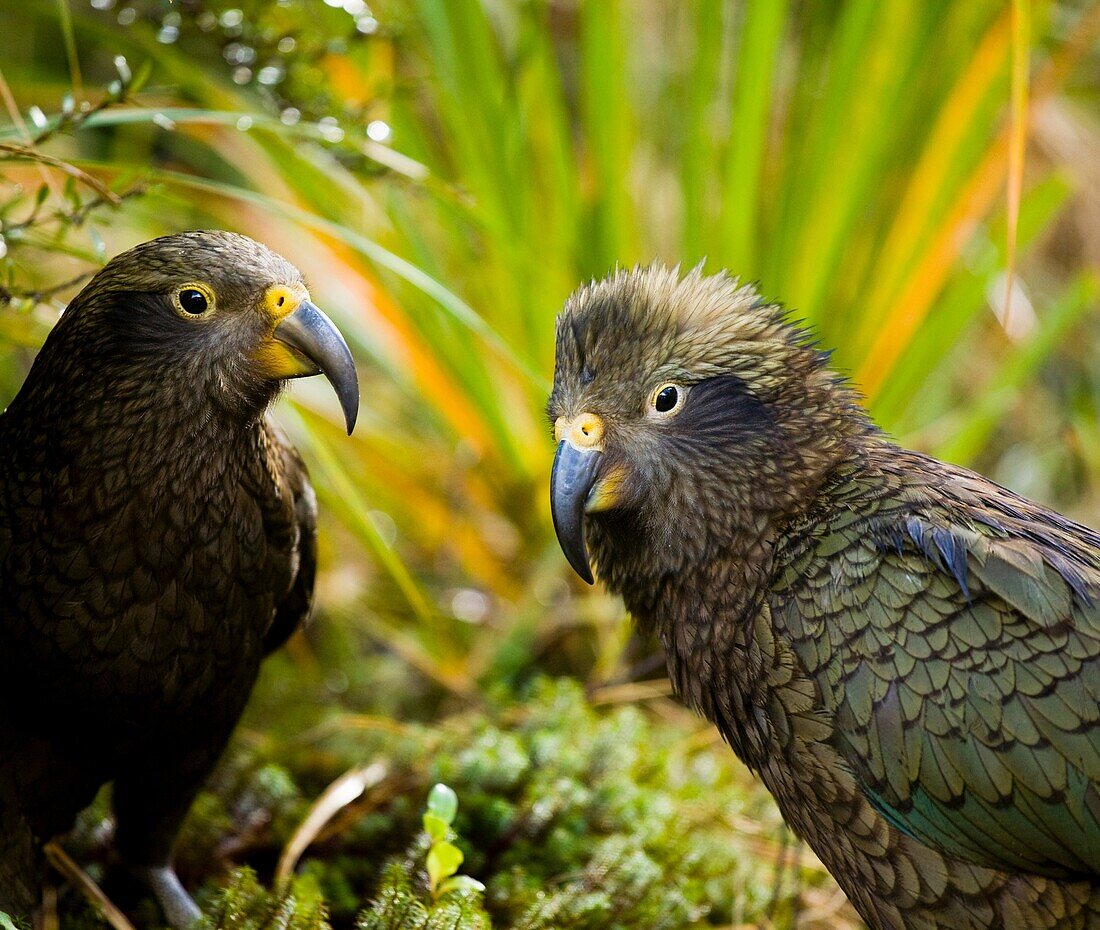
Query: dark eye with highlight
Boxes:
[
  {"xmin": 654, "ymin": 385, "xmax": 680, "ymax": 413},
  {"xmin": 177, "ymin": 288, "xmax": 209, "ymax": 315}
]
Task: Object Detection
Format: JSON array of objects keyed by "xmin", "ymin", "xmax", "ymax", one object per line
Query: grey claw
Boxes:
[{"xmin": 137, "ymin": 866, "xmax": 202, "ymax": 929}]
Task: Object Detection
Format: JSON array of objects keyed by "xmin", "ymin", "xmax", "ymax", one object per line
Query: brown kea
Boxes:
[
  {"xmin": 0, "ymin": 231, "xmax": 358, "ymax": 926},
  {"xmin": 549, "ymin": 265, "xmax": 1100, "ymax": 930}
]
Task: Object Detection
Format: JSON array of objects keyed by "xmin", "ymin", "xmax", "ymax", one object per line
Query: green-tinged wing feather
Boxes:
[{"xmin": 774, "ymin": 451, "xmax": 1100, "ymax": 878}]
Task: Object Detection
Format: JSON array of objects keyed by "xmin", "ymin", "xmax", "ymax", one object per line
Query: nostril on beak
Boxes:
[
  {"xmin": 555, "ymin": 413, "xmax": 604, "ymax": 449},
  {"xmin": 573, "ymin": 413, "xmax": 603, "ymax": 446}
]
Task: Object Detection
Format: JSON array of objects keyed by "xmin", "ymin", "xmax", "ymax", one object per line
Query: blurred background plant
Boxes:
[{"xmin": 0, "ymin": 0, "xmax": 1098, "ymax": 927}]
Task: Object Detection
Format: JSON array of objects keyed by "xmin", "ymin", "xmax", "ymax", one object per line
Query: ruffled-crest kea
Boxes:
[
  {"xmin": 549, "ymin": 265, "xmax": 1100, "ymax": 930},
  {"xmin": 0, "ymin": 231, "xmax": 358, "ymax": 925}
]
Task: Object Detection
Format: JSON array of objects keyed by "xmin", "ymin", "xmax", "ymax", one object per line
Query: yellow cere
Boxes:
[
  {"xmin": 263, "ymin": 282, "xmax": 309, "ymax": 322},
  {"xmin": 554, "ymin": 413, "xmax": 604, "ymax": 451}
]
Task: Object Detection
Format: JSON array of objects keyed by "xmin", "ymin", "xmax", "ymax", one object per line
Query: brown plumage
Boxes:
[
  {"xmin": 549, "ymin": 265, "xmax": 1100, "ymax": 930},
  {"xmin": 0, "ymin": 231, "xmax": 358, "ymax": 925}
]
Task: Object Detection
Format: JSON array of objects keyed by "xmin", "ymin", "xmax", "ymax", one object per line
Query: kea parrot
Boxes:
[
  {"xmin": 0, "ymin": 231, "xmax": 358, "ymax": 926},
  {"xmin": 549, "ymin": 265, "xmax": 1100, "ymax": 930}
]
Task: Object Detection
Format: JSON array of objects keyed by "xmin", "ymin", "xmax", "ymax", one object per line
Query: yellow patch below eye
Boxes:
[
  {"xmin": 264, "ymin": 282, "xmax": 309, "ymax": 321},
  {"xmin": 587, "ymin": 463, "xmax": 627, "ymax": 513}
]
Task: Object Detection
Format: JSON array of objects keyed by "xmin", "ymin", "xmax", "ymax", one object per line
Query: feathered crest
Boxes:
[{"xmin": 558, "ymin": 263, "xmax": 821, "ymax": 399}]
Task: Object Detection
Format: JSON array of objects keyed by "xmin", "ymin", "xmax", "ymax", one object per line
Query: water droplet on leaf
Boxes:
[
  {"xmin": 257, "ymin": 65, "xmax": 283, "ymax": 86},
  {"xmin": 366, "ymin": 119, "xmax": 391, "ymax": 142}
]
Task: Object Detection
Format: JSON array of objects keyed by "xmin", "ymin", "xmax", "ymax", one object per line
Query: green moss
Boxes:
[
  {"xmin": 246, "ymin": 678, "xmax": 789, "ymax": 926},
  {"xmin": 356, "ymin": 862, "xmax": 490, "ymax": 930},
  {"xmin": 59, "ymin": 678, "xmax": 817, "ymax": 929},
  {"xmin": 204, "ymin": 869, "xmax": 328, "ymax": 930}
]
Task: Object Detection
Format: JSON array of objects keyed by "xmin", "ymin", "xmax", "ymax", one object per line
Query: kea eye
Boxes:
[
  {"xmin": 651, "ymin": 383, "xmax": 684, "ymax": 417},
  {"xmin": 174, "ymin": 285, "xmax": 213, "ymax": 317}
]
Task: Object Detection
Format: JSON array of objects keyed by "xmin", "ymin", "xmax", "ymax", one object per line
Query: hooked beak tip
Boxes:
[
  {"xmin": 273, "ymin": 300, "xmax": 360, "ymax": 434},
  {"xmin": 550, "ymin": 440, "xmax": 602, "ymax": 585}
]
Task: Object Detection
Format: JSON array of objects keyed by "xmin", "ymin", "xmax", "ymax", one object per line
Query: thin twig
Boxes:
[
  {"xmin": 312, "ymin": 770, "xmax": 418, "ymax": 846},
  {"xmin": 0, "ymin": 144, "xmax": 120, "ymax": 204},
  {"xmin": 0, "ymin": 270, "xmax": 95, "ymax": 307},
  {"xmin": 292, "ymin": 712, "xmax": 418, "ymax": 747},
  {"xmin": 275, "ymin": 760, "xmax": 387, "ymax": 881},
  {"xmin": 2, "ymin": 182, "xmax": 138, "ymax": 252},
  {"xmin": 0, "ymin": 65, "xmax": 60, "ymax": 201},
  {"xmin": 764, "ymin": 827, "xmax": 790, "ymax": 925},
  {"xmin": 43, "ymin": 842, "xmax": 136, "ymax": 930},
  {"xmin": 588, "ymin": 679, "xmax": 674, "ymax": 705},
  {"xmin": 38, "ymin": 884, "xmax": 58, "ymax": 930}
]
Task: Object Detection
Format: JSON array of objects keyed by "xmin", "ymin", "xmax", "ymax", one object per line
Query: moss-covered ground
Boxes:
[{"xmin": 51, "ymin": 652, "xmax": 859, "ymax": 930}]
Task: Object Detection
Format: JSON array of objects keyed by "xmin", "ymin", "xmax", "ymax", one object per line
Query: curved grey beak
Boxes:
[
  {"xmin": 550, "ymin": 440, "xmax": 602, "ymax": 584},
  {"xmin": 273, "ymin": 300, "xmax": 360, "ymax": 434}
]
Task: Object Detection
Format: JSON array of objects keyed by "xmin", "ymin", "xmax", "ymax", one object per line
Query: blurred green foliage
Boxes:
[{"xmin": 0, "ymin": 0, "xmax": 1098, "ymax": 927}]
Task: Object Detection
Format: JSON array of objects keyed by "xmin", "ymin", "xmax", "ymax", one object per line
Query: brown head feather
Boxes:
[{"xmin": 549, "ymin": 264, "xmax": 874, "ymax": 596}]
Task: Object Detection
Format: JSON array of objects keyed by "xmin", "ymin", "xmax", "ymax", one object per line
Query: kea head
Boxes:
[
  {"xmin": 548, "ymin": 265, "xmax": 870, "ymax": 588},
  {"xmin": 30, "ymin": 230, "xmax": 358, "ymax": 433}
]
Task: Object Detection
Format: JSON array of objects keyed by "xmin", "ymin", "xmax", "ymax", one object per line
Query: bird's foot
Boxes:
[{"xmin": 134, "ymin": 866, "xmax": 202, "ymax": 929}]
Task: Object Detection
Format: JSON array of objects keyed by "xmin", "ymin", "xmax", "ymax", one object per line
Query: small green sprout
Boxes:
[{"xmin": 422, "ymin": 783, "xmax": 486, "ymax": 899}]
